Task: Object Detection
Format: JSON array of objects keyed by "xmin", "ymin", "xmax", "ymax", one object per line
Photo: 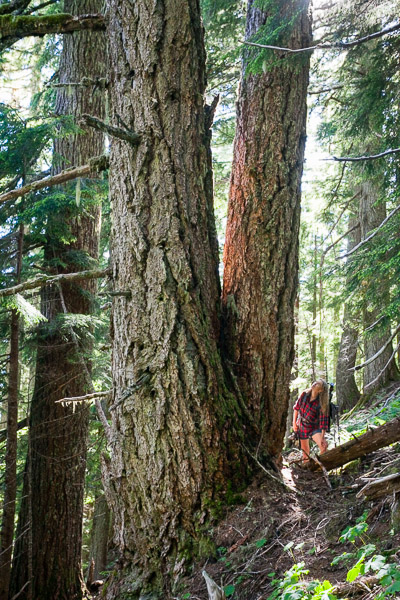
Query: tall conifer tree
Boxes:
[
  {"xmin": 222, "ymin": 0, "xmax": 311, "ymax": 458},
  {"xmin": 10, "ymin": 1, "xmax": 106, "ymax": 598}
]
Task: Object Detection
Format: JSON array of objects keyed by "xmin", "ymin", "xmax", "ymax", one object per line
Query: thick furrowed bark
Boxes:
[
  {"xmin": 222, "ymin": 0, "xmax": 311, "ymax": 459},
  {"xmin": 309, "ymin": 416, "xmax": 400, "ymax": 471},
  {"xmin": 104, "ymin": 0, "xmax": 251, "ymax": 596}
]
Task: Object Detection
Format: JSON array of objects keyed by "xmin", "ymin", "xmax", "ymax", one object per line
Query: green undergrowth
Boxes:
[
  {"xmin": 177, "ymin": 387, "xmax": 400, "ymax": 600},
  {"xmin": 332, "ymin": 387, "xmax": 400, "ymax": 443},
  {"xmin": 265, "ymin": 515, "xmax": 400, "ymax": 600}
]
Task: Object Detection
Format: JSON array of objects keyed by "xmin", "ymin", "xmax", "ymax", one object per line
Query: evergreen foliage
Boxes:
[{"xmin": 0, "ymin": 0, "xmax": 399, "ymax": 596}]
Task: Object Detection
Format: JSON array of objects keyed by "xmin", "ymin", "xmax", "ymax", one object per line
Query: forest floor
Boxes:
[{"xmin": 180, "ymin": 383, "xmax": 400, "ymax": 600}]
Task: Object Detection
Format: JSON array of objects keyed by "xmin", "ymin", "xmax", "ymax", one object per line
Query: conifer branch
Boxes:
[
  {"xmin": 0, "ymin": 154, "xmax": 109, "ymax": 205},
  {"xmin": 79, "ymin": 114, "xmax": 141, "ymax": 145},
  {"xmin": 0, "ymin": 268, "xmax": 110, "ymax": 298},
  {"xmin": 0, "ymin": 13, "xmax": 106, "ymax": 42},
  {"xmin": 339, "ymin": 203, "xmax": 400, "ymax": 258},
  {"xmin": 242, "ymin": 22, "xmax": 400, "ymax": 54}
]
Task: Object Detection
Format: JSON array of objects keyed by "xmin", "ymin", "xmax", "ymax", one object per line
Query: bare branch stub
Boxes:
[{"xmin": 79, "ymin": 114, "xmax": 141, "ymax": 146}]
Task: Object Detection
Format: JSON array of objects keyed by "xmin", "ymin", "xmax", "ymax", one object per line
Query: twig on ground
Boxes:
[{"xmin": 243, "ymin": 445, "xmax": 298, "ymax": 493}]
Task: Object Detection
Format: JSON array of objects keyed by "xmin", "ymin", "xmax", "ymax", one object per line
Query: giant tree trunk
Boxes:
[
  {"xmin": 10, "ymin": 2, "xmax": 106, "ymax": 599},
  {"xmin": 336, "ymin": 216, "xmax": 361, "ymax": 411},
  {"xmin": 222, "ymin": 0, "xmax": 311, "ymax": 459},
  {"xmin": 103, "ymin": 0, "xmax": 255, "ymax": 597},
  {"xmin": 359, "ymin": 182, "xmax": 398, "ymax": 393}
]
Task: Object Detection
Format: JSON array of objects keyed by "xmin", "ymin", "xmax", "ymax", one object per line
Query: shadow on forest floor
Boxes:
[{"xmin": 180, "ymin": 383, "xmax": 400, "ymax": 600}]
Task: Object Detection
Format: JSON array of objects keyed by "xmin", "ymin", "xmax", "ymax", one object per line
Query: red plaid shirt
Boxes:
[{"xmin": 294, "ymin": 391, "xmax": 329, "ymax": 439}]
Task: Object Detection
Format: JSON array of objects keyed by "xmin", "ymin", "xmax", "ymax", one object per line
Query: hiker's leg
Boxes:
[
  {"xmin": 312, "ymin": 431, "xmax": 328, "ymax": 454},
  {"xmin": 300, "ymin": 438, "xmax": 310, "ymax": 461}
]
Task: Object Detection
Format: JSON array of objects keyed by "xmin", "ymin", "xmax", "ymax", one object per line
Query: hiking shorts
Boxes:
[{"xmin": 298, "ymin": 427, "xmax": 322, "ymax": 440}]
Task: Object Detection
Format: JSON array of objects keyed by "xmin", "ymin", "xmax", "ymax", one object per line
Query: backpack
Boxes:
[{"xmin": 328, "ymin": 383, "xmax": 340, "ymax": 444}]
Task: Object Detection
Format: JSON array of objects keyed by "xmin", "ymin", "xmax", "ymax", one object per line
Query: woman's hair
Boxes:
[{"xmin": 315, "ymin": 378, "xmax": 330, "ymax": 415}]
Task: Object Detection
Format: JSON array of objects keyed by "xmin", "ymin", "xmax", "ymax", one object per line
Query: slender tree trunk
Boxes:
[
  {"xmin": 0, "ymin": 225, "xmax": 23, "ymax": 600},
  {"xmin": 88, "ymin": 493, "xmax": 110, "ymax": 581},
  {"xmin": 336, "ymin": 216, "xmax": 361, "ymax": 411},
  {"xmin": 359, "ymin": 182, "xmax": 398, "ymax": 393},
  {"xmin": 309, "ymin": 236, "xmax": 318, "ymax": 379},
  {"xmin": 222, "ymin": 0, "xmax": 311, "ymax": 459},
  {"xmin": 103, "ymin": 0, "xmax": 254, "ymax": 596},
  {"xmin": 310, "ymin": 239, "xmax": 317, "ymax": 381},
  {"xmin": 10, "ymin": 2, "xmax": 106, "ymax": 599},
  {"xmin": 332, "ymin": 302, "xmax": 340, "ymax": 375}
]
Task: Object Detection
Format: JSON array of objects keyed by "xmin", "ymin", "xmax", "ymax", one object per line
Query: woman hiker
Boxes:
[{"xmin": 293, "ymin": 379, "xmax": 330, "ymax": 463}]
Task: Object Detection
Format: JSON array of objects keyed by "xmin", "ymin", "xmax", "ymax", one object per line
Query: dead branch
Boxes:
[
  {"xmin": 350, "ymin": 325, "xmax": 400, "ymax": 372},
  {"xmin": 0, "ymin": 13, "xmax": 106, "ymax": 42},
  {"xmin": 243, "ymin": 445, "xmax": 297, "ymax": 493},
  {"xmin": 55, "ymin": 390, "xmax": 112, "ymax": 404},
  {"xmin": 79, "ymin": 114, "xmax": 141, "ymax": 145},
  {"xmin": 320, "ymin": 191, "xmax": 360, "ymax": 247},
  {"xmin": 339, "ymin": 203, "xmax": 400, "ymax": 258},
  {"xmin": 319, "ymin": 223, "xmax": 360, "ymax": 273},
  {"xmin": 364, "ymin": 341, "xmax": 400, "ymax": 392},
  {"xmin": 328, "ymin": 148, "xmax": 400, "ymax": 163},
  {"xmin": 311, "ymin": 454, "xmax": 332, "ymax": 490},
  {"xmin": 308, "ymin": 416, "xmax": 400, "ymax": 472},
  {"xmin": 242, "ymin": 22, "xmax": 400, "ymax": 54},
  {"xmin": 0, "ymin": 267, "xmax": 110, "ymax": 298},
  {"xmin": 0, "ymin": 155, "xmax": 109, "ymax": 205},
  {"xmin": 0, "ymin": 0, "xmax": 31, "ymax": 15},
  {"xmin": 357, "ymin": 473, "xmax": 400, "ymax": 501}
]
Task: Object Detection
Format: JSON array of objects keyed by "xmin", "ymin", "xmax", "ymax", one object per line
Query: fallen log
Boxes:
[
  {"xmin": 357, "ymin": 473, "xmax": 400, "ymax": 501},
  {"xmin": 332, "ymin": 575, "xmax": 379, "ymax": 597},
  {"xmin": 308, "ymin": 416, "xmax": 400, "ymax": 472}
]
